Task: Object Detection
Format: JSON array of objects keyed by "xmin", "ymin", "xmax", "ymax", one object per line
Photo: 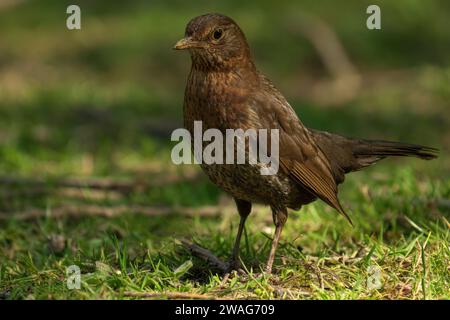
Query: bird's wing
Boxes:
[{"xmin": 252, "ymin": 78, "xmax": 352, "ymax": 224}]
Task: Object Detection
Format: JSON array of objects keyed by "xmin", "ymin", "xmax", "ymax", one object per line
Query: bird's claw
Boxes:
[{"xmin": 225, "ymin": 259, "xmax": 246, "ymax": 275}]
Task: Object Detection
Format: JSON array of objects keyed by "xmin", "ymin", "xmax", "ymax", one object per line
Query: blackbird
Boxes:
[{"xmin": 174, "ymin": 13, "xmax": 438, "ymax": 273}]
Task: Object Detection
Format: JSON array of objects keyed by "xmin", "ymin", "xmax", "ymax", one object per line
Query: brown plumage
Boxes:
[{"xmin": 174, "ymin": 13, "xmax": 438, "ymax": 273}]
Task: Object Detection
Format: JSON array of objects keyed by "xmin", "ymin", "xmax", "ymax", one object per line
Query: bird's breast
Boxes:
[
  {"xmin": 181, "ymin": 70, "xmax": 314, "ymax": 208},
  {"xmin": 184, "ymin": 70, "xmax": 254, "ymax": 133}
]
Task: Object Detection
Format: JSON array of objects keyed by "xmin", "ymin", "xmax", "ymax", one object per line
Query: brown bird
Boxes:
[{"xmin": 174, "ymin": 13, "xmax": 438, "ymax": 273}]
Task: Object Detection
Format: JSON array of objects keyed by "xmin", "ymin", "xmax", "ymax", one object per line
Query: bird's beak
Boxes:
[{"xmin": 173, "ymin": 37, "xmax": 201, "ymax": 50}]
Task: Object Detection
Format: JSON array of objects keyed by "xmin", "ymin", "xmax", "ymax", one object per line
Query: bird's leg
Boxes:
[
  {"xmin": 265, "ymin": 206, "xmax": 288, "ymax": 273},
  {"xmin": 228, "ymin": 199, "xmax": 251, "ymax": 271}
]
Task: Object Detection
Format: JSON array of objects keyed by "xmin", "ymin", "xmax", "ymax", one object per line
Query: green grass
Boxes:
[
  {"xmin": 0, "ymin": 0, "xmax": 449, "ymax": 300},
  {"xmin": 0, "ymin": 168, "xmax": 449, "ymax": 299}
]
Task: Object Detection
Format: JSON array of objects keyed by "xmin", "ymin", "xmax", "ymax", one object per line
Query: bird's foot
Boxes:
[{"xmin": 225, "ymin": 258, "xmax": 246, "ymax": 275}]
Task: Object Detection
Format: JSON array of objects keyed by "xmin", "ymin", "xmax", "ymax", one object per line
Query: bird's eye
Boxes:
[{"xmin": 212, "ymin": 28, "xmax": 223, "ymax": 40}]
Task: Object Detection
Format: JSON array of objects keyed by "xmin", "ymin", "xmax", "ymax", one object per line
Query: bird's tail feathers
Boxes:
[{"xmin": 353, "ymin": 140, "xmax": 439, "ymax": 168}]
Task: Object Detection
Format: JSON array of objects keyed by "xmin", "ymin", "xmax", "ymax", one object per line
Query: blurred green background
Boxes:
[
  {"xmin": 0, "ymin": 0, "xmax": 449, "ymax": 299},
  {"xmin": 0, "ymin": 0, "xmax": 448, "ymax": 179}
]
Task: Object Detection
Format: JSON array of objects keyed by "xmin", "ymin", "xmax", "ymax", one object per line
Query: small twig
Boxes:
[
  {"xmin": 56, "ymin": 188, "xmax": 123, "ymax": 201},
  {"xmin": 285, "ymin": 12, "xmax": 361, "ymax": 105},
  {"xmin": 124, "ymin": 291, "xmax": 215, "ymax": 300},
  {"xmin": 0, "ymin": 187, "xmax": 48, "ymax": 201},
  {"xmin": 288, "ymin": 12, "xmax": 358, "ymax": 80},
  {"xmin": 180, "ymin": 239, "xmax": 229, "ymax": 273},
  {"xmin": 0, "ymin": 204, "xmax": 226, "ymax": 221},
  {"xmin": 0, "ymin": 171, "xmax": 201, "ymax": 193},
  {"xmin": 0, "ymin": 0, "xmax": 24, "ymax": 11},
  {"xmin": 0, "ymin": 187, "xmax": 123, "ymax": 202}
]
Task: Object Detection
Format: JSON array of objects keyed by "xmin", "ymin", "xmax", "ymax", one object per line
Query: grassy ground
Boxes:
[{"xmin": 0, "ymin": 1, "xmax": 449, "ymax": 299}]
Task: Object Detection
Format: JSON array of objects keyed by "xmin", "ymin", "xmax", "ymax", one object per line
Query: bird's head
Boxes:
[{"xmin": 174, "ymin": 13, "xmax": 254, "ymax": 72}]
